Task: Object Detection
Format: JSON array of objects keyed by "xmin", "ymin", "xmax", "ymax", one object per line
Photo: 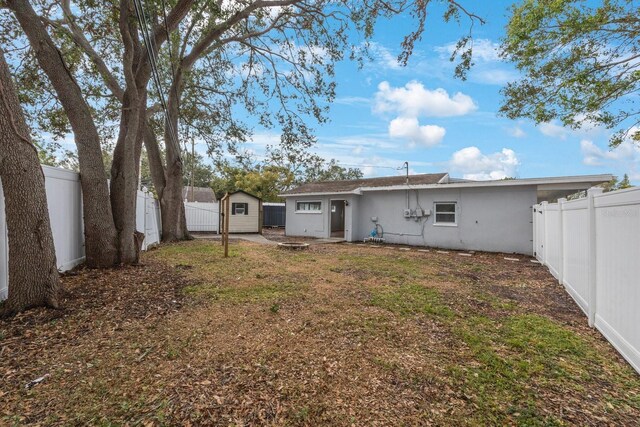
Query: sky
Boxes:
[{"xmin": 238, "ymin": 0, "xmax": 640, "ymax": 183}]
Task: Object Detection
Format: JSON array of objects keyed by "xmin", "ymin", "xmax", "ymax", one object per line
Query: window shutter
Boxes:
[
  {"xmin": 244, "ymin": 203, "xmax": 249, "ymax": 215},
  {"xmin": 232, "ymin": 203, "xmax": 237, "ymax": 215}
]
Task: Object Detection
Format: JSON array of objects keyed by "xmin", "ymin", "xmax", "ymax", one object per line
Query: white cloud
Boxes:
[
  {"xmin": 507, "ymin": 125, "xmax": 526, "ymax": 138},
  {"xmin": 374, "ymin": 81, "xmax": 477, "ymax": 118},
  {"xmin": 372, "ymin": 80, "xmax": 476, "ymax": 148},
  {"xmin": 580, "ymin": 138, "xmax": 640, "ymax": 181},
  {"xmin": 436, "ymin": 38, "xmax": 501, "ymax": 62},
  {"xmin": 388, "ymin": 117, "xmax": 446, "ymax": 147},
  {"xmin": 449, "ymin": 146, "xmax": 520, "ymax": 180},
  {"xmin": 539, "ymin": 120, "xmax": 571, "ymax": 140},
  {"xmin": 539, "ymin": 116, "xmax": 606, "ymax": 140},
  {"xmin": 367, "ymin": 42, "xmax": 401, "ymax": 70},
  {"xmin": 333, "ymin": 96, "xmax": 371, "ymax": 106},
  {"xmin": 473, "ymin": 69, "xmax": 519, "ymax": 85}
]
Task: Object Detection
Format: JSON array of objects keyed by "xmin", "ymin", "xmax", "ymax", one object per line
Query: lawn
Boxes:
[{"xmin": 1, "ymin": 240, "xmax": 639, "ymax": 425}]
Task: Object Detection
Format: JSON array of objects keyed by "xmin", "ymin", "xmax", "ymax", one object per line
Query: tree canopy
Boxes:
[{"xmin": 500, "ymin": 0, "xmax": 640, "ymax": 147}]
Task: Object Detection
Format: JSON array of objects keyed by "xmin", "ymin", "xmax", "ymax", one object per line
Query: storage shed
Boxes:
[
  {"xmin": 221, "ymin": 190, "xmax": 262, "ymax": 233},
  {"xmin": 262, "ymin": 202, "xmax": 286, "ymax": 227}
]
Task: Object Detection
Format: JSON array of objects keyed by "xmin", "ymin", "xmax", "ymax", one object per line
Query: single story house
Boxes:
[
  {"xmin": 221, "ymin": 190, "xmax": 262, "ymax": 233},
  {"xmin": 183, "ymin": 186, "xmax": 217, "ymax": 203},
  {"xmin": 280, "ymin": 173, "xmax": 612, "ymax": 255}
]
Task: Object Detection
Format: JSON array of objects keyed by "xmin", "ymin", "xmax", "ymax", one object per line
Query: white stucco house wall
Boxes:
[{"xmin": 280, "ymin": 173, "xmax": 612, "ymax": 255}]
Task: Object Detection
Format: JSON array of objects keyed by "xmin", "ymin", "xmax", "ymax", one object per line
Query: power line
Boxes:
[{"xmin": 132, "ymin": 0, "xmax": 181, "ymax": 161}]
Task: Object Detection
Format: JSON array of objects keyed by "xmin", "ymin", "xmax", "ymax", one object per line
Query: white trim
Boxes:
[
  {"xmin": 433, "ymin": 202, "xmax": 457, "ymax": 226},
  {"xmin": 58, "ymin": 256, "xmax": 86, "ymax": 272},
  {"xmin": 279, "ymin": 174, "xmax": 613, "ymax": 197},
  {"xmin": 42, "ymin": 165, "xmax": 80, "ymax": 182},
  {"xmin": 295, "ymin": 200, "xmax": 322, "ymax": 213},
  {"xmin": 595, "ymin": 315, "xmax": 640, "ymax": 375}
]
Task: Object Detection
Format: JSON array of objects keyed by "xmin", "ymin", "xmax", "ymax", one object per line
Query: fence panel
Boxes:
[
  {"xmin": 562, "ymin": 198, "xmax": 589, "ymax": 314},
  {"xmin": 593, "ymin": 188, "xmax": 640, "ymax": 374},
  {"xmin": 1, "ymin": 166, "xmax": 163, "ymax": 302},
  {"xmin": 136, "ymin": 189, "xmax": 162, "ymax": 250},
  {"xmin": 534, "ymin": 187, "xmax": 640, "ymax": 374},
  {"xmin": 544, "ymin": 204, "xmax": 561, "ymax": 279},
  {"xmin": 185, "ymin": 202, "xmax": 219, "ymax": 232},
  {"xmin": 43, "ymin": 166, "xmax": 85, "ymax": 271}
]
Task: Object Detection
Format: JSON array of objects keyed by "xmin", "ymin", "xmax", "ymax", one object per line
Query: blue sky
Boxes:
[{"xmin": 240, "ymin": 1, "xmax": 640, "ymax": 183}]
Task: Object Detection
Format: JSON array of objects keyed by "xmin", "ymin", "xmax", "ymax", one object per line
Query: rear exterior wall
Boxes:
[
  {"xmin": 355, "ymin": 186, "xmax": 537, "ymax": 255},
  {"xmin": 284, "ymin": 195, "xmax": 358, "ymax": 241},
  {"xmin": 285, "ymin": 186, "xmax": 537, "ymax": 255}
]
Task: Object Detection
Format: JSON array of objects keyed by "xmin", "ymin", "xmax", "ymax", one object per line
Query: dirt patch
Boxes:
[{"xmin": 1, "ymin": 241, "xmax": 638, "ymax": 426}]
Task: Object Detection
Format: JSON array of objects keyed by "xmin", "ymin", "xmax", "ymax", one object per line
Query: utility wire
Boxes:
[{"xmin": 132, "ymin": 0, "xmax": 181, "ymax": 160}]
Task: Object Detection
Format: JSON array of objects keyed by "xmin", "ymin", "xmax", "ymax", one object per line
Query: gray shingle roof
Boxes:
[
  {"xmin": 183, "ymin": 186, "xmax": 217, "ymax": 203},
  {"xmin": 282, "ymin": 173, "xmax": 448, "ymax": 195}
]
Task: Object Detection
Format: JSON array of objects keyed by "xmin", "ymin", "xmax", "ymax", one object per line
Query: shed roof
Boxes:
[
  {"xmin": 227, "ymin": 190, "xmax": 261, "ymax": 201},
  {"xmin": 183, "ymin": 186, "xmax": 217, "ymax": 203},
  {"xmin": 281, "ymin": 173, "xmax": 448, "ymax": 196}
]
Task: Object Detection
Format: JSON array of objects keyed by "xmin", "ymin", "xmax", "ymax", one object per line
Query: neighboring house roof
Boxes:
[
  {"xmin": 280, "ymin": 173, "xmax": 614, "ymax": 197},
  {"xmin": 281, "ymin": 173, "xmax": 449, "ymax": 196},
  {"xmin": 183, "ymin": 186, "xmax": 217, "ymax": 203}
]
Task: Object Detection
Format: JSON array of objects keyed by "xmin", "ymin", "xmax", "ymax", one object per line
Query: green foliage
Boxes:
[
  {"xmin": 3, "ymin": 0, "xmax": 482, "ymax": 190},
  {"xmin": 601, "ymin": 173, "xmax": 634, "ymax": 192},
  {"xmin": 181, "ymin": 150, "xmax": 215, "ymax": 188},
  {"xmin": 500, "ymin": 0, "xmax": 640, "ymax": 146}
]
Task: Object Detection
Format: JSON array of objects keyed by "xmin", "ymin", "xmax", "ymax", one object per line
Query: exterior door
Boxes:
[{"xmin": 330, "ymin": 200, "xmax": 345, "ymax": 238}]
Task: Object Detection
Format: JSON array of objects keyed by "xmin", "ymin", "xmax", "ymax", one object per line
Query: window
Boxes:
[
  {"xmin": 232, "ymin": 202, "xmax": 248, "ymax": 215},
  {"xmin": 296, "ymin": 201, "xmax": 321, "ymax": 213},
  {"xmin": 434, "ymin": 202, "xmax": 457, "ymax": 225}
]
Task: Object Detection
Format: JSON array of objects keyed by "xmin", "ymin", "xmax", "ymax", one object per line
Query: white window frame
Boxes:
[
  {"xmin": 295, "ymin": 200, "xmax": 322, "ymax": 214},
  {"xmin": 232, "ymin": 202, "xmax": 248, "ymax": 216},
  {"xmin": 433, "ymin": 202, "xmax": 457, "ymax": 226}
]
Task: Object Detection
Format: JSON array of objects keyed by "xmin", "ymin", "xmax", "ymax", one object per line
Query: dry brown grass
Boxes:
[{"xmin": 1, "ymin": 240, "xmax": 639, "ymax": 426}]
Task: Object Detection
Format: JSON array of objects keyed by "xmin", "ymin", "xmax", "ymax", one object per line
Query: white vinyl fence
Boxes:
[
  {"xmin": 137, "ymin": 189, "xmax": 162, "ymax": 250},
  {"xmin": 1, "ymin": 165, "xmax": 162, "ymax": 301},
  {"xmin": 534, "ymin": 186, "xmax": 640, "ymax": 374},
  {"xmin": 185, "ymin": 202, "xmax": 219, "ymax": 232}
]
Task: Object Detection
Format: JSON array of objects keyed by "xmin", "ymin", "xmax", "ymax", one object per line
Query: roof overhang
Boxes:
[{"xmin": 279, "ymin": 174, "xmax": 613, "ymax": 197}]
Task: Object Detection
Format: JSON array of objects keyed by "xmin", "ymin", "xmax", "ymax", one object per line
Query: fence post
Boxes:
[
  {"xmin": 587, "ymin": 187, "xmax": 604, "ymax": 327},
  {"xmin": 532, "ymin": 205, "xmax": 537, "ymax": 258},
  {"xmin": 541, "ymin": 201, "xmax": 548, "ymax": 266},
  {"xmin": 557, "ymin": 198, "xmax": 566, "ymax": 285}
]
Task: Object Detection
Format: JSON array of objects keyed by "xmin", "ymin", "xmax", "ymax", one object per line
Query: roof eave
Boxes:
[{"xmin": 279, "ymin": 189, "xmax": 362, "ymax": 198}]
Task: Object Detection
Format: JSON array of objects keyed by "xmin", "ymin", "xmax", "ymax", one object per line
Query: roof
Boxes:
[
  {"xmin": 281, "ymin": 173, "xmax": 449, "ymax": 196},
  {"xmin": 225, "ymin": 190, "xmax": 261, "ymax": 201},
  {"xmin": 280, "ymin": 173, "xmax": 614, "ymax": 197},
  {"xmin": 183, "ymin": 186, "xmax": 217, "ymax": 203}
]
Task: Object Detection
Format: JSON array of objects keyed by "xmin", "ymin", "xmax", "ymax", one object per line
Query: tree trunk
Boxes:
[
  {"xmin": 160, "ymin": 70, "xmax": 191, "ymax": 242},
  {"xmin": 110, "ymin": 90, "xmax": 141, "ymax": 264},
  {"xmin": 7, "ymin": 0, "xmax": 118, "ymax": 268},
  {"xmin": 109, "ymin": 0, "xmax": 145, "ymax": 264},
  {"xmin": 0, "ymin": 50, "xmax": 59, "ymax": 316}
]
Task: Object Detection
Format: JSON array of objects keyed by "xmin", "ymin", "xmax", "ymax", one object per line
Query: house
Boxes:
[
  {"xmin": 280, "ymin": 173, "xmax": 613, "ymax": 255},
  {"xmin": 221, "ymin": 190, "xmax": 262, "ymax": 233},
  {"xmin": 183, "ymin": 186, "xmax": 217, "ymax": 203}
]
